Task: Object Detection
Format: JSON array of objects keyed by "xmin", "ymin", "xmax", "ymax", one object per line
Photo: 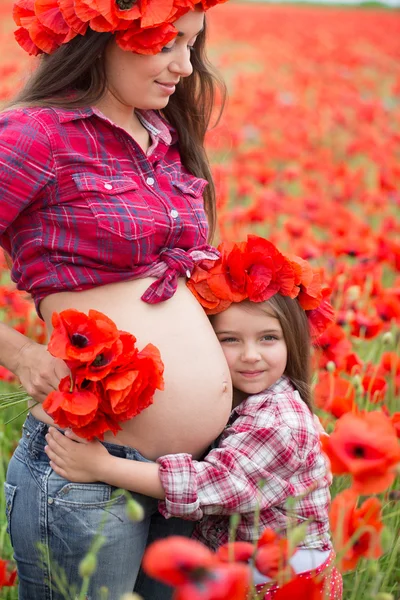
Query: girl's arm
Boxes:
[{"xmin": 45, "ymin": 427, "xmax": 165, "ymax": 499}]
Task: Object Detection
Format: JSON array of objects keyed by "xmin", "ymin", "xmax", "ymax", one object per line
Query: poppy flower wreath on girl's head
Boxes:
[
  {"xmin": 186, "ymin": 235, "xmax": 335, "ymax": 337},
  {"xmin": 42, "ymin": 309, "xmax": 164, "ymax": 440},
  {"xmin": 13, "ymin": 0, "xmax": 228, "ymax": 57}
]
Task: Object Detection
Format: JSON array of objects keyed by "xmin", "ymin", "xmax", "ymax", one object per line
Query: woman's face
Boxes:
[{"xmin": 103, "ymin": 10, "xmax": 205, "ymax": 111}]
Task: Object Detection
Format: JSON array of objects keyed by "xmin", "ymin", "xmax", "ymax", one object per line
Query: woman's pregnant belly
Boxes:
[{"xmin": 33, "ymin": 278, "xmax": 233, "ymax": 460}]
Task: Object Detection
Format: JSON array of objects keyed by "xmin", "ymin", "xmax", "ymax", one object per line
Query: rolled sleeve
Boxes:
[{"xmin": 157, "ymin": 453, "xmax": 203, "ymax": 520}]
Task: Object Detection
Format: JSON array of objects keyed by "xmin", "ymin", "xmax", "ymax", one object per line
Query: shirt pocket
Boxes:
[
  {"xmin": 171, "ymin": 176, "xmax": 209, "ymax": 239},
  {"xmin": 73, "ymin": 174, "xmax": 155, "ymax": 241}
]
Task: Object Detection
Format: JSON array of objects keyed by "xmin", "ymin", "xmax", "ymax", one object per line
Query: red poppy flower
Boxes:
[
  {"xmin": 350, "ymin": 311, "xmax": 384, "ymax": 339},
  {"xmin": 0, "ymin": 558, "xmax": 17, "ymax": 589},
  {"xmin": 13, "ymin": 0, "xmax": 35, "ymax": 27},
  {"xmin": 361, "ymin": 373, "xmax": 387, "ymax": 404},
  {"xmin": 255, "ymin": 528, "xmax": 294, "ymax": 580},
  {"xmin": 43, "ymin": 376, "xmax": 100, "ymax": 430},
  {"xmin": 216, "ymin": 541, "xmax": 254, "ymax": 564},
  {"xmin": 330, "ymin": 489, "xmax": 384, "ymax": 571},
  {"xmin": 321, "ymin": 411, "xmax": 400, "ymax": 493},
  {"xmin": 391, "ymin": 413, "xmax": 400, "ymax": 439},
  {"xmin": 58, "ymin": 0, "xmax": 88, "ymax": 34},
  {"xmin": 70, "ymin": 404, "xmax": 122, "ymax": 441},
  {"xmin": 314, "ymin": 324, "xmax": 353, "ymax": 369},
  {"xmin": 314, "ymin": 372, "xmax": 356, "ymax": 418},
  {"xmin": 48, "ymin": 309, "xmax": 120, "ymax": 364},
  {"xmin": 34, "ymin": 0, "xmax": 70, "ymax": 34},
  {"xmin": 74, "ymin": 337, "xmax": 124, "ymax": 381},
  {"xmin": 102, "ymin": 343, "xmax": 164, "ymax": 420},
  {"xmin": 142, "ymin": 536, "xmax": 250, "ymax": 600},
  {"xmin": 116, "ymin": 21, "xmax": 178, "ymax": 54}
]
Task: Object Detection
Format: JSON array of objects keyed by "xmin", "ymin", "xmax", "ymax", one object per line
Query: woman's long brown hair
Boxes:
[{"xmin": 7, "ymin": 21, "xmax": 226, "ymax": 241}]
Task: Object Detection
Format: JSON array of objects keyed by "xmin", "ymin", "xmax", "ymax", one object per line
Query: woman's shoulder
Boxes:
[{"xmin": 0, "ymin": 105, "xmax": 61, "ymax": 135}]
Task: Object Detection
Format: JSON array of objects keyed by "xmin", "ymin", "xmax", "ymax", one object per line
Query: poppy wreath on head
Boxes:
[
  {"xmin": 13, "ymin": 0, "xmax": 229, "ymax": 56},
  {"xmin": 186, "ymin": 235, "xmax": 335, "ymax": 337},
  {"xmin": 43, "ymin": 309, "xmax": 164, "ymax": 440}
]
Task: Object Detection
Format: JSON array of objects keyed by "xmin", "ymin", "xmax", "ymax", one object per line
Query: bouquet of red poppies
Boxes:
[{"xmin": 42, "ymin": 309, "xmax": 164, "ymax": 441}]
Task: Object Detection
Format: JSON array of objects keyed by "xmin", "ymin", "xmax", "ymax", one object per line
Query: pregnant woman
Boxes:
[{"xmin": 0, "ymin": 0, "xmax": 232, "ymax": 597}]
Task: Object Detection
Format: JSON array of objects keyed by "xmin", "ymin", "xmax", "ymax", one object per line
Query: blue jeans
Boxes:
[{"xmin": 4, "ymin": 413, "xmax": 194, "ymax": 600}]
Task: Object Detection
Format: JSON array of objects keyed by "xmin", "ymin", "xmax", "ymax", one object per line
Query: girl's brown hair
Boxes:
[{"xmin": 8, "ymin": 21, "xmax": 225, "ymax": 241}]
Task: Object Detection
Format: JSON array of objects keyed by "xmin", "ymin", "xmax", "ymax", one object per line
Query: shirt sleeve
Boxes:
[
  {"xmin": 0, "ymin": 110, "xmax": 55, "ymax": 237},
  {"xmin": 157, "ymin": 406, "xmax": 310, "ymax": 520}
]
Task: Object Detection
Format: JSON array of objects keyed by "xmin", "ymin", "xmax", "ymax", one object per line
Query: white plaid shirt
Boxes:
[{"xmin": 157, "ymin": 377, "xmax": 332, "ymax": 551}]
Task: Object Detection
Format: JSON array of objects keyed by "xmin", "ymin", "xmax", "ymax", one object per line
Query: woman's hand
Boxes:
[
  {"xmin": 45, "ymin": 427, "xmax": 110, "ymax": 483},
  {"xmin": 14, "ymin": 341, "xmax": 70, "ymax": 403}
]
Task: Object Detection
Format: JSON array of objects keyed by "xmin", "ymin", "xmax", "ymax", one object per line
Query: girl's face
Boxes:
[
  {"xmin": 103, "ymin": 10, "xmax": 205, "ymax": 111},
  {"xmin": 213, "ymin": 303, "xmax": 288, "ymax": 398}
]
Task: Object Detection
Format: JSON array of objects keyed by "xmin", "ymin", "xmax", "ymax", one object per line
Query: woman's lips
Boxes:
[{"xmin": 155, "ymin": 81, "xmax": 177, "ymax": 94}]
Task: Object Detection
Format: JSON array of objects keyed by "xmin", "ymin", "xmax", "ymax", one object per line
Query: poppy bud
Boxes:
[
  {"xmin": 352, "ymin": 374, "xmax": 363, "ymax": 390},
  {"xmin": 374, "ymin": 594, "xmax": 394, "ymax": 600},
  {"xmin": 287, "ymin": 522, "xmax": 309, "ymax": 549},
  {"xmin": 126, "ymin": 498, "xmax": 145, "ymax": 522},
  {"xmin": 382, "ymin": 332, "xmax": 394, "ymax": 346},
  {"xmin": 367, "ymin": 561, "xmax": 379, "ymax": 576},
  {"xmin": 326, "ymin": 361, "xmax": 336, "ymax": 373},
  {"xmin": 120, "ymin": 595, "xmax": 143, "ymax": 600},
  {"xmin": 380, "ymin": 527, "xmax": 393, "ymax": 553},
  {"xmin": 79, "ymin": 552, "xmax": 97, "ymax": 578}
]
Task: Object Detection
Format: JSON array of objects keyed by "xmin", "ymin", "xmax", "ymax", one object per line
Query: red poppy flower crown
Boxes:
[
  {"xmin": 187, "ymin": 235, "xmax": 335, "ymax": 337},
  {"xmin": 13, "ymin": 0, "xmax": 227, "ymax": 57}
]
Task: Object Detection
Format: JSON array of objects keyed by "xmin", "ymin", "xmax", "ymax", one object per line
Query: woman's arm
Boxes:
[
  {"xmin": 45, "ymin": 427, "xmax": 165, "ymax": 498},
  {"xmin": 0, "ymin": 323, "xmax": 69, "ymax": 402}
]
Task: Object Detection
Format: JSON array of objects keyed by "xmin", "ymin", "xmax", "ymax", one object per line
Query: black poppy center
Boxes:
[
  {"xmin": 92, "ymin": 353, "xmax": 109, "ymax": 368},
  {"xmin": 116, "ymin": 0, "xmax": 136, "ymax": 10},
  {"xmin": 71, "ymin": 333, "xmax": 89, "ymax": 348},
  {"xmin": 353, "ymin": 446, "xmax": 365, "ymax": 458}
]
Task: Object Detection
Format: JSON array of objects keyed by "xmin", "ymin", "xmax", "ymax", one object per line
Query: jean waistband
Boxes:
[{"xmin": 22, "ymin": 412, "xmax": 152, "ymax": 462}]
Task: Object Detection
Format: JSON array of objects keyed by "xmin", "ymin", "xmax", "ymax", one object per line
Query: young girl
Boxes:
[{"xmin": 44, "ymin": 236, "xmax": 342, "ymax": 598}]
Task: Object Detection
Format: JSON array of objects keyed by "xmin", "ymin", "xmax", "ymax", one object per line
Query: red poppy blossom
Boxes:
[
  {"xmin": 361, "ymin": 373, "xmax": 387, "ymax": 404},
  {"xmin": 102, "ymin": 343, "xmax": 164, "ymax": 420},
  {"xmin": 0, "ymin": 558, "xmax": 17, "ymax": 588},
  {"xmin": 48, "ymin": 309, "xmax": 120, "ymax": 364},
  {"xmin": 43, "ymin": 376, "xmax": 100, "ymax": 430},
  {"xmin": 321, "ymin": 411, "xmax": 400, "ymax": 493},
  {"xmin": 329, "ymin": 489, "xmax": 384, "ymax": 571},
  {"xmin": 314, "ymin": 372, "xmax": 356, "ymax": 418},
  {"xmin": 142, "ymin": 536, "xmax": 250, "ymax": 600},
  {"xmin": 255, "ymin": 528, "xmax": 294, "ymax": 580}
]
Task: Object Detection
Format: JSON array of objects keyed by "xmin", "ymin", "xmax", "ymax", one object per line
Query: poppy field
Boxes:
[{"xmin": 0, "ymin": 1, "xmax": 400, "ymax": 599}]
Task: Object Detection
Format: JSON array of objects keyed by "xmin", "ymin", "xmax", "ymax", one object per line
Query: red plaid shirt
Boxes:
[
  {"xmin": 0, "ymin": 106, "xmax": 217, "ymax": 315},
  {"xmin": 158, "ymin": 377, "xmax": 332, "ymax": 551}
]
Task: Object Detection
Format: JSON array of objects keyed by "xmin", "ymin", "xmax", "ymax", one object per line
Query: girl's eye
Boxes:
[
  {"xmin": 219, "ymin": 337, "xmax": 238, "ymax": 343},
  {"xmin": 262, "ymin": 335, "xmax": 278, "ymax": 342},
  {"xmin": 161, "ymin": 45, "xmax": 174, "ymax": 53}
]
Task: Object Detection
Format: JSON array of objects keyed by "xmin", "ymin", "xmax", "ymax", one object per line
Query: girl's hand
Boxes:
[
  {"xmin": 44, "ymin": 427, "xmax": 110, "ymax": 483},
  {"xmin": 15, "ymin": 342, "xmax": 70, "ymax": 403}
]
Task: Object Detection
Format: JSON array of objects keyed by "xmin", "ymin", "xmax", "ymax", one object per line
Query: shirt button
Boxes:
[
  {"xmin": 186, "ymin": 270, "xmax": 191, "ymax": 278},
  {"xmin": 170, "ymin": 209, "xmax": 179, "ymax": 219},
  {"xmin": 104, "ymin": 183, "xmax": 113, "ymax": 190},
  {"xmin": 48, "ymin": 498, "xmax": 54, "ymax": 505},
  {"xmin": 146, "ymin": 177, "xmax": 155, "ymax": 186}
]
